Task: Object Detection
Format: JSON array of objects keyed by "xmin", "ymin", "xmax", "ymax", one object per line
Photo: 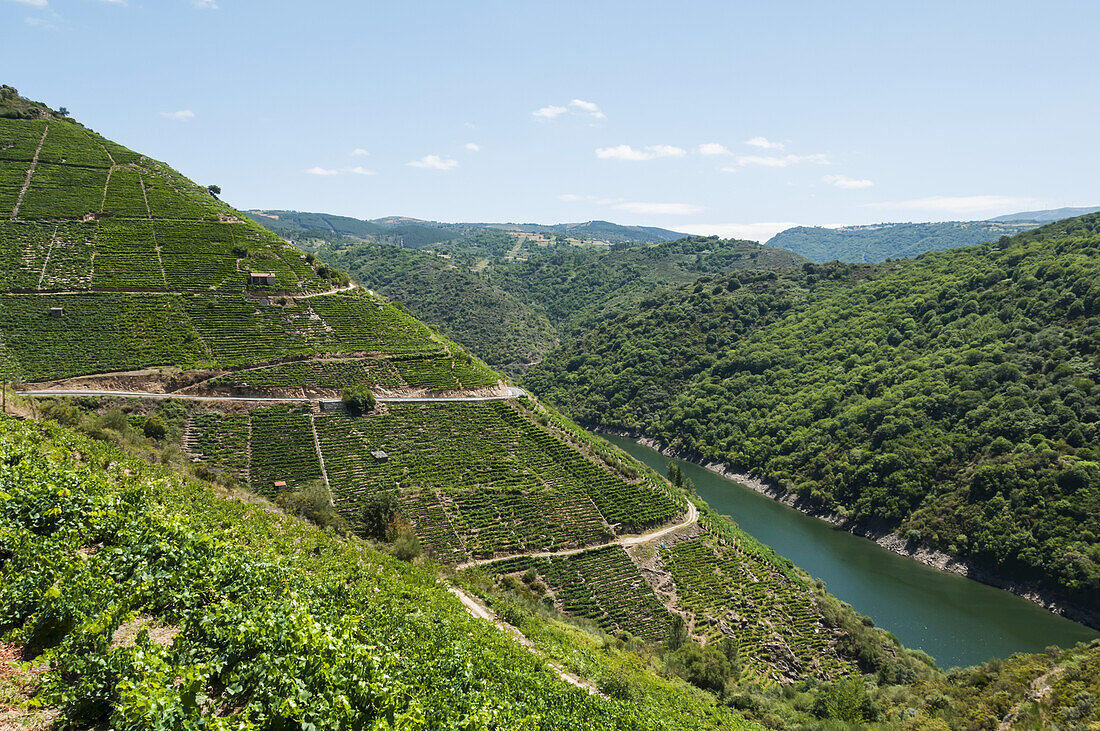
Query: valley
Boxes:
[{"xmin": 1, "ymin": 80, "xmax": 1099, "ymax": 731}]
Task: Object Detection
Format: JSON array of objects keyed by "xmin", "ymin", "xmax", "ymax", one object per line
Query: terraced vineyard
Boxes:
[
  {"xmin": 661, "ymin": 515, "xmax": 856, "ymax": 683},
  {"xmin": 248, "ymin": 405, "xmax": 322, "ymax": 495},
  {"xmin": 186, "ymin": 411, "xmax": 250, "ymax": 481},
  {"xmin": 206, "ymin": 354, "xmax": 500, "ymax": 393},
  {"xmin": 0, "ymin": 293, "xmax": 206, "ymax": 380},
  {"xmin": 490, "ymin": 545, "xmax": 673, "ymax": 642},
  {"xmin": 186, "ymin": 400, "xmax": 682, "ymax": 562}
]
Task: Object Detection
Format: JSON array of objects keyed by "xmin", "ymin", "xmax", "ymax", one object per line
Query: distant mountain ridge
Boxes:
[
  {"xmin": 248, "ymin": 209, "xmax": 686, "ymax": 247},
  {"xmin": 766, "ymin": 206, "xmax": 1100, "ymax": 263}
]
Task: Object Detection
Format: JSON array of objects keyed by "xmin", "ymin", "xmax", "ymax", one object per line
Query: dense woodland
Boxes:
[
  {"xmin": 767, "ymin": 220, "xmax": 1041, "ymax": 263},
  {"xmin": 527, "ymin": 216, "xmax": 1100, "ymax": 607}
]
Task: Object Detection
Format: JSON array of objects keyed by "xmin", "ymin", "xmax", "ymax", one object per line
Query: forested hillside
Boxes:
[
  {"xmin": 766, "ymin": 220, "xmax": 1040, "ymax": 263},
  {"xmin": 294, "ymin": 231, "xmax": 805, "ymax": 374},
  {"xmin": 527, "ymin": 216, "xmax": 1100, "ymax": 610}
]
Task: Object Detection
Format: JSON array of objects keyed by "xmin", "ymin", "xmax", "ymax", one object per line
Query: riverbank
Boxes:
[{"xmin": 594, "ymin": 427, "xmax": 1100, "ymax": 633}]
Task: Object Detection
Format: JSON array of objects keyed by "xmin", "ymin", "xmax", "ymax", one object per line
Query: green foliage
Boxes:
[
  {"xmin": 767, "ymin": 220, "xmax": 1042, "ymax": 263},
  {"xmin": 811, "ymin": 677, "xmax": 878, "ymax": 722},
  {"xmin": 0, "ymin": 414, "xmax": 765, "ymax": 729},
  {"xmin": 530, "ymin": 217, "xmax": 1100, "ymax": 605},
  {"xmin": 359, "ymin": 491, "xmax": 400, "ymax": 540},
  {"xmin": 142, "ymin": 414, "xmax": 166, "ymax": 441},
  {"xmin": 668, "ymin": 642, "xmax": 733, "ymax": 694},
  {"xmin": 340, "ymin": 383, "xmax": 375, "ymax": 414}
]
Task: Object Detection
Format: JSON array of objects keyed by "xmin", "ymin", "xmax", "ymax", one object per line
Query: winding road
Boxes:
[{"xmin": 455, "ymin": 499, "xmax": 698, "ymax": 570}]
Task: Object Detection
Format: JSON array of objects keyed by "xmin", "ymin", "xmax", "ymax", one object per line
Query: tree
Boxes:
[
  {"xmin": 58, "ymin": 107, "xmax": 69, "ymax": 117},
  {"xmin": 342, "ymin": 385, "xmax": 376, "ymax": 415},
  {"xmin": 143, "ymin": 414, "xmax": 166, "ymax": 441},
  {"xmin": 360, "ymin": 492, "xmax": 401, "ymax": 540},
  {"xmin": 667, "ymin": 642, "xmax": 732, "ymax": 694},
  {"xmin": 666, "ymin": 613, "xmax": 688, "ymax": 651},
  {"xmin": 207, "ymin": 184, "xmax": 221, "ymax": 198}
]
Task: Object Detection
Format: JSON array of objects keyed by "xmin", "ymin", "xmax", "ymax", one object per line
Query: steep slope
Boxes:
[
  {"xmin": 526, "ymin": 217, "xmax": 1100, "ymax": 616},
  {"xmin": 0, "ymin": 413, "xmax": 762, "ymax": 730},
  {"xmin": 0, "ymin": 88, "xmax": 947, "ymax": 708}
]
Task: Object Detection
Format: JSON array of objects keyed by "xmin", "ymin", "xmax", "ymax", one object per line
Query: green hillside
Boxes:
[
  {"xmin": 248, "ymin": 209, "xmax": 686, "ymax": 248},
  {"xmin": 6, "ymin": 86, "xmax": 1100, "ymax": 729},
  {"xmin": 766, "ymin": 220, "xmax": 1041, "ymax": 263},
  {"xmin": 526, "ymin": 217, "xmax": 1100, "ymax": 612},
  {"xmin": 284, "ymin": 228, "xmax": 806, "ymax": 375}
]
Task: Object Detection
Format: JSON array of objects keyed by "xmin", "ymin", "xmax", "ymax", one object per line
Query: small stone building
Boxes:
[
  {"xmin": 48, "ymin": 307, "xmax": 64, "ymax": 318},
  {"xmin": 370, "ymin": 450, "xmax": 389, "ymax": 463},
  {"xmin": 249, "ymin": 272, "xmax": 276, "ymax": 286}
]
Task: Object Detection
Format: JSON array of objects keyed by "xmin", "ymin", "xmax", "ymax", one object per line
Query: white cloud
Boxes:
[
  {"xmin": 558, "ymin": 193, "xmax": 700, "ymax": 216},
  {"xmin": 746, "ymin": 136, "xmax": 785, "ymax": 150},
  {"xmin": 595, "ymin": 144, "xmax": 686, "ymax": 161},
  {"xmin": 822, "ymin": 174, "xmax": 873, "ymax": 189},
  {"xmin": 612, "ymin": 201, "xmax": 702, "ymax": 216},
  {"xmin": 98, "ymin": 0, "xmax": 127, "ymax": 4},
  {"xmin": 192, "ymin": 0, "xmax": 218, "ymax": 8},
  {"xmin": 533, "ymin": 99, "xmax": 606, "ymax": 122},
  {"xmin": 726, "ymin": 153, "xmax": 830, "ymax": 170},
  {"xmin": 532, "ymin": 104, "xmax": 568, "ymax": 120},
  {"xmin": 406, "ymin": 154, "xmax": 459, "ymax": 171},
  {"xmin": 8, "ymin": 0, "xmax": 48, "ymax": 6},
  {"xmin": 464, "ymin": 142, "xmax": 480, "ymax": 151},
  {"xmin": 697, "ymin": 143, "xmax": 731, "ymax": 156},
  {"xmin": 24, "ymin": 15, "xmax": 55, "ymax": 27},
  {"xmin": 159, "ymin": 109, "xmax": 195, "ymax": 122},
  {"xmin": 569, "ymin": 99, "xmax": 606, "ymax": 119},
  {"xmin": 678, "ymin": 222, "xmax": 803, "ymax": 243},
  {"xmin": 306, "ymin": 165, "xmax": 375, "ymax": 176},
  {"xmin": 861, "ymin": 195, "xmax": 1041, "ymax": 215},
  {"xmin": 351, "ymin": 148, "xmax": 369, "ymax": 156}
]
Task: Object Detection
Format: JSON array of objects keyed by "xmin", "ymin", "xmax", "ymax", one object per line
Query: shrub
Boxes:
[
  {"xmin": 342, "ymin": 384, "xmax": 376, "ymax": 415},
  {"xmin": 360, "ymin": 491, "xmax": 400, "ymax": 540},
  {"xmin": 143, "ymin": 414, "xmax": 166, "ymax": 441},
  {"xmin": 668, "ymin": 642, "xmax": 732, "ymax": 694}
]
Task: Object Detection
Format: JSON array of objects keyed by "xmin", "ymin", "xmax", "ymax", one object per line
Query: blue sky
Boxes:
[{"xmin": 5, "ymin": 0, "xmax": 1100, "ymax": 240}]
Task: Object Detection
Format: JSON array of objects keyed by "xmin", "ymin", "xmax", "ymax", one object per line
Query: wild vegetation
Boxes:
[{"xmin": 527, "ymin": 216, "xmax": 1100, "ymax": 610}]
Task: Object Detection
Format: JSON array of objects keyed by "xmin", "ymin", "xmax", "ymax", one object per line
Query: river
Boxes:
[{"xmin": 602, "ymin": 434, "xmax": 1099, "ymax": 669}]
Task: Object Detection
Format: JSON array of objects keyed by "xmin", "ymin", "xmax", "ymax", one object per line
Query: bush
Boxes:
[
  {"xmin": 668, "ymin": 642, "xmax": 732, "ymax": 694},
  {"xmin": 143, "ymin": 414, "xmax": 166, "ymax": 441},
  {"xmin": 342, "ymin": 384, "xmax": 376, "ymax": 415},
  {"xmin": 360, "ymin": 492, "xmax": 400, "ymax": 540},
  {"xmin": 391, "ymin": 531, "xmax": 421, "ymax": 562}
]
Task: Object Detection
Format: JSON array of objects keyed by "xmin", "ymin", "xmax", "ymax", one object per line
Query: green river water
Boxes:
[{"xmin": 602, "ymin": 434, "xmax": 1098, "ymax": 669}]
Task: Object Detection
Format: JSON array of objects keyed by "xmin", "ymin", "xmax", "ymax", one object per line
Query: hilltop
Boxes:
[
  {"xmin": 248, "ymin": 209, "xmax": 686, "ymax": 249},
  {"xmin": 764, "ymin": 208, "xmax": 1100, "ymax": 263}
]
